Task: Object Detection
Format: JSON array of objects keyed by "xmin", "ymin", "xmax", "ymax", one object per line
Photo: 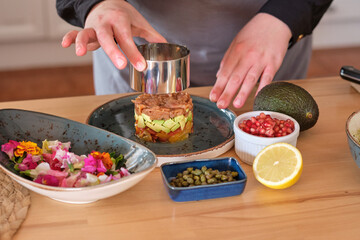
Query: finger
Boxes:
[
  {"xmin": 61, "ymin": 30, "xmax": 78, "ymax": 48},
  {"xmin": 210, "ymin": 42, "xmax": 241, "ymax": 102},
  {"xmin": 256, "ymin": 65, "xmax": 276, "ymax": 95},
  {"xmin": 233, "ymin": 64, "xmax": 265, "ymax": 108},
  {"xmin": 215, "ymin": 59, "xmax": 253, "ymax": 109},
  {"xmin": 96, "ymin": 25, "xmax": 127, "ymax": 69},
  {"xmin": 75, "ymin": 28, "xmax": 97, "ymax": 56},
  {"xmin": 113, "ymin": 23, "xmax": 146, "ymax": 71}
]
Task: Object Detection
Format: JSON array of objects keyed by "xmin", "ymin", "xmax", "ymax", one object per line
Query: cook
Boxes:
[{"xmin": 56, "ymin": 0, "xmax": 332, "ymax": 109}]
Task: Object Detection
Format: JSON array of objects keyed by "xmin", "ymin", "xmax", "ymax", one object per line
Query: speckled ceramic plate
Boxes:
[{"xmin": 87, "ymin": 94, "xmax": 236, "ymax": 166}]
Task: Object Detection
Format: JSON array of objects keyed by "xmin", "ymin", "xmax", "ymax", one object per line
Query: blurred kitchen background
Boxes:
[{"xmin": 0, "ymin": 0, "xmax": 359, "ymax": 102}]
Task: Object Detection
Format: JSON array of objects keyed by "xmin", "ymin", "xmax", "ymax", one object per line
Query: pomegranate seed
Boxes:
[
  {"xmin": 259, "ymin": 128, "xmax": 266, "ymax": 135},
  {"xmin": 246, "ymin": 120, "xmax": 252, "ymax": 127},
  {"xmin": 274, "ymin": 126, "xmax": 280, "ymax": 132},
  {"xmin": 265, "ymin": 129, "xmax": 274, "ymax": 137},
  {"xmin": 263, "ymin": 121, "xmax": 272, "ymax": 128}
]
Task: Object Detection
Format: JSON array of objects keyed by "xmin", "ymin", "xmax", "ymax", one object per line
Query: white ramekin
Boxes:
[{"xmin": 233, "ymin": 111, "xmax": 300, "ymax": 165}]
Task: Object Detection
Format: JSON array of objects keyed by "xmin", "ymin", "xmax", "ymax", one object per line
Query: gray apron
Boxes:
[{"xmin": 93, "ymin": 0, "xmax": 312, "ymax": 95}]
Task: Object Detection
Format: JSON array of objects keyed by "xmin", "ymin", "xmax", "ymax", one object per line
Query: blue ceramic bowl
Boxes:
[
  {"xmin": 160, "ymin": 157, "xmax": 247, "ymax": 202},
  {"xmin": 346, "ymin": 110, "xmax": 360, "ymax": 167},
  {"xmin": 0, "ymin": 109, "xmax": 157, "ymax": 204}
]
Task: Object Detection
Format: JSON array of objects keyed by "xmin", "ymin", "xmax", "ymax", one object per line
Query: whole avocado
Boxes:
[{"xmin": 253, "ymin": 81, "xmax": 319, "ymax": 131}]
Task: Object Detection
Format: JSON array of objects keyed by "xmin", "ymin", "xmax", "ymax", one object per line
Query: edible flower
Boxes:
[
  {"xmin": 18, "ymin": 154, "xmax": 38, "ymax": 171},
  {"xmin": 1, "ymin": 140, "xmax": 19, "ymax": 159},
  {"xmin": 14, "ymin": 141, "xmax": 42, "ymax": 157},
  {"xmin": 34, "ymin": 174, "xmax": 59, "ymax": 187}
]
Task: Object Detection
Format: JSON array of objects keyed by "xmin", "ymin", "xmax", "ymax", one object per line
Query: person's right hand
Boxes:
[{"xmin": 61, "ymin": 0, "xmax": 167, "ymax": 71}]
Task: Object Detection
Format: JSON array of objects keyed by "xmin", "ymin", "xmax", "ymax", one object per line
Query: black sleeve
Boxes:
[
  {"xmin": 56, "ymin": 0, "xmax": 104, "ymax": 28},
  {"xmin": 258, "ymin": 0, "xmax": 333, "ymax": 47}
]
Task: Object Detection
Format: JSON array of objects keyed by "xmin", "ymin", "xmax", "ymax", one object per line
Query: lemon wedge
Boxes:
[{"xmin": 253, "ymin": 142, "xmax": 303, "ymax": 189}]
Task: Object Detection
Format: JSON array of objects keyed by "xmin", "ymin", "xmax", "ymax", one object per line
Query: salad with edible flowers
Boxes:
[{"xmin": 1, "ymin": 140, "xmax": 130, "ymax": 187}]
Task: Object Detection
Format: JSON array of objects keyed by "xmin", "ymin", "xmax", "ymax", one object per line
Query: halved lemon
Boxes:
[{"xmin": 253, "ymin": 142, "xmax": 303, "ymax": 189}]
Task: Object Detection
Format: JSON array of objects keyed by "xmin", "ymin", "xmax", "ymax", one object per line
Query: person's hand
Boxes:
[
  {"xmin": 61, "ymin": 0, "xmax": 167, "ymax": 71},
  {"xmin": 209, "ymin": 13, "xmax": 292, "ymax": 109}
]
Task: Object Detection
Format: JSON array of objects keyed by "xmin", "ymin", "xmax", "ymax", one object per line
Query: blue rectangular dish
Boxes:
[{"xmin": 160, "ymin": 157, "xmax": 247, "ymax": 202}]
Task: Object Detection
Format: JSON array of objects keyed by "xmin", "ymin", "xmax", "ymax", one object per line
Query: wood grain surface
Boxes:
[{"xmin": 1, "ymin": 77, "xmax": 360, "ymax": 240}]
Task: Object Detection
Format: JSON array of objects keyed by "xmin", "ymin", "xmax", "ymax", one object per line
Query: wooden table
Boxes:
[{"xmin": 2, "ymin": 76, "xmax": 360, "ymax": 240}]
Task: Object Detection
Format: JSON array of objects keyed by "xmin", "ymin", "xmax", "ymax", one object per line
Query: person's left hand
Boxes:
[{"xmin": 209, "ymin": 13, "xmax": 292, "ymax": 109}]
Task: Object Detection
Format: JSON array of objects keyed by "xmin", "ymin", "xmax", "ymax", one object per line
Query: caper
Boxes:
[
  {"xmin": 183, "ymin": 170, "xmax": 189, "ymax": 175},
  {"xmin": 192, "ymin": 169, "xmax": 202, "ymax": 176},
  {"xmin": 183, "ymin": 174, "xmax": 190, "ymax": 180},
  {"xmin": 194, "ymin": 180, "xmax": 201, "ymax": 185},
  {"xmin": 205, "ymin": 174, "xmax": 214, "ymax": 180},
  {"xmin": 187, "ymin": 167, "xmax": 194, "ymax": 172},
  {"xmin": 231, "ymin": 171, "xmax": 239, "ymax": 177},
  {"xmin": 200, "ymin": 174, "xmax": 206, "ymax": 183},
  {"xmin": 201, "ymin": 166, "xmax": 207, "ymax": 173},
  {"xmin": 182, "ymin": 181, "xmax": 189, "ymax": 187},
  {"xmin": 187, "ymin": 178, "xmax": 194, "ymax": 184},
  {"xmin": 177, "ymin": 173, "xmax": 183, "ymax": 178},
  {"xmin": 221, "ymin": 175, "xmax": 228, "ymax": 181},
  {"xmin": 193, "ymin": 175, "xmax": 200, "ymax": 181},
  {"xmin": 207, "ymin": 178, "xmax": 216, "ymax": 184},
  {"xmin": 215, "ymin": 174, "xmax": 222, "ymax": 179}
]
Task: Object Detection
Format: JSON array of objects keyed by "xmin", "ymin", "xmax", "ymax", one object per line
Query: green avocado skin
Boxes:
[{"xmin": 253, "ymin": 82, "xmax": 319, "ymax": 131}]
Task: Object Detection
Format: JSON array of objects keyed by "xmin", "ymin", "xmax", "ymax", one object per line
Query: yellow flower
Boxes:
[{"xmin": 14, "ymin": 141, "xmax": 42, "ymax": 157}]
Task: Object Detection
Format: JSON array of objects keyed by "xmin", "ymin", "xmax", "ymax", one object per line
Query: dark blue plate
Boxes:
[
  {"xmin": 87, "ymin": 94, "xmax": 236, "ymax": 163},
  {"xmin": 160, "ymin": 157, "xmax": 247, "ymax": 202}
]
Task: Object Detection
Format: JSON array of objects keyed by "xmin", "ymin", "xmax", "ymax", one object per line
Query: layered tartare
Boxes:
[{"xmin": 132, "ymin": 92, "xmax": 193, "ymax": 143}]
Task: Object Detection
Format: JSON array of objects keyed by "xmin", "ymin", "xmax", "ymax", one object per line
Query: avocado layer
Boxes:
[{"xmin": 135, "ymin": 111, "xmax": 193, "ymax": 133}]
